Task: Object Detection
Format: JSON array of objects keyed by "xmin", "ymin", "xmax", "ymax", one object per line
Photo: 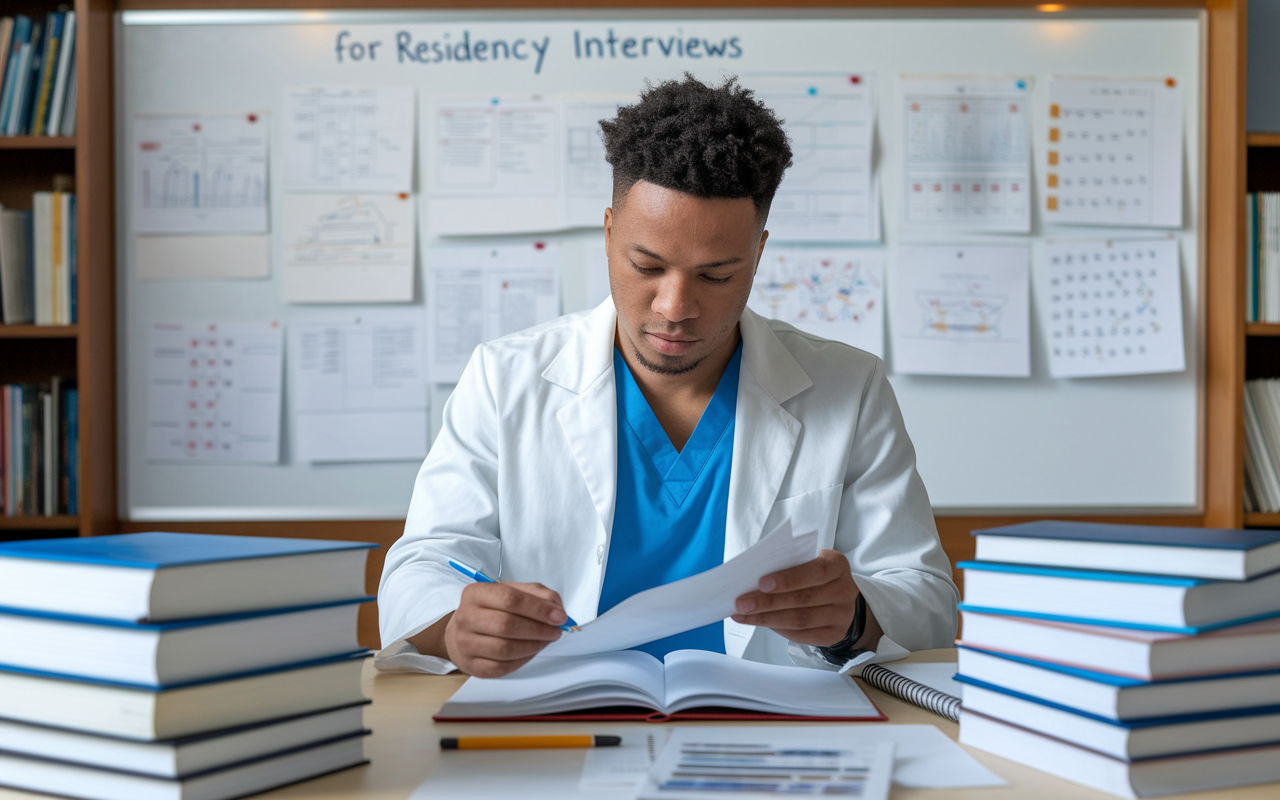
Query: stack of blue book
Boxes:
[
  {"xmin": 0, "ymin": 532, "xmax": 377, "ymax": 800},
  {"xmin": 955, "ymin": 521, "xmax": 1280, "ymax": 799}
]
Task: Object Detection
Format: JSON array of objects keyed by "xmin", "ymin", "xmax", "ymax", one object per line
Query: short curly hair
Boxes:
[{"xmin": 600, "ymin": 74, "xmax": 793, "ymax": 224}]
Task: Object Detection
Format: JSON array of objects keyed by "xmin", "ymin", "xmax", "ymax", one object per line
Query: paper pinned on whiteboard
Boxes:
[
  {"xmin": 284, "ymin": 86, "xmax": 415, "ymax": 193},
  {"xmin": 563, "ymin": 96, "xmax": 629, "ymax": 229},
  {"xmin": 290, "ymin": 311, "xmax": 428, "ymax": 463},
  {"xmin": 281, "ymin": 193, "xmax": 416, "ymax": 304},
  {"xmin": 131, "ymin": 113, "xmax": 268, "ymax": 234},
  {"xmin": 134, "ymin": 235, "xmax": 270, "ymax": 281},
  {"xmin": 426, "ymin": 242, "xmax": 562, "ymax": 384},
  {"xmin": 147, "ymin": 321, "xmax": 283, "ymax": 463}
]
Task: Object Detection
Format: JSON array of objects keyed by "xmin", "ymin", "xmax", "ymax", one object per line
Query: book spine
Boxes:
[
  {"xmin": 1247, "ymin": 193, "xmax": 1256, "ymax": 323},
  {"xmin": 859, "ymin": 664, "xmax": 960, "ymax": 722},
  {"xmin": 57, "ymin": 63, "xmax": 75, "ymax": 137},
  {"xmin": 41, "ymin": 389, "xmax": 52, "ymax": 516},
  {"xmin": 44, "ymin": 12, "xmax": 72, "ymax": 137},
  {"xmin": 4, "ymin": 41, "xmax": 30, "ymax": 135},
  {"xmin": 68, "ymin": 195, "xmax": 76, "ymax": 322},
  {"xmin": 30, "ymin": 12, "xmax": 59, "ymax": 136},
  {"xmin": 0, "ymin": 17, "xmax": 29, "ymax": 133},
  {"xmin": 17, "ymin": 19, "xmax": 45, "ymax": 135},
  {"xmin": 20, "ymin": 386, "xmax": 33, "ymax": 514},
  {"xmin": 65, "ymin": 386, "xmax": 77, "ymax": 515},
  {"xmin": 0, "ymin": 20, "xmax": 15, "ymax": 115},
  {"xmin": 32, "ymin": 192, "xmax": 52, "ymax": 325}
]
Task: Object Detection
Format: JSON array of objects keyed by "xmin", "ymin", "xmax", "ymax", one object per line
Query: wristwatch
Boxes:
[{"xmin": 816, "ymin": 594, "xmax": 867, "ymax": 667}]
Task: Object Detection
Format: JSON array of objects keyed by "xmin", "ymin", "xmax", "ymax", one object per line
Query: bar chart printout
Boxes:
[
  {"xmin": 899, "ymin": 77, "xmax": 1032, "ymax": 233},
  {"xmin": 132, "ymin": 113, "xmax": 269, "ymax": 234}
]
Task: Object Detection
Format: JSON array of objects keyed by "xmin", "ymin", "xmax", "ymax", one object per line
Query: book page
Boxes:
[
  {"xmin": 661, "ymin": 650, "xmax": 879, "ymax": 717},
  {"xmin": 440, "ymin": 650, "xmax": 665, "ymax": 716}
]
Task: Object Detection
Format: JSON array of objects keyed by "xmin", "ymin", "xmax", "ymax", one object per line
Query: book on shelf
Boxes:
[
  {"xmin": 0, "ymin": 12, "xmax": 76, "ymax": 137},
  {"xmin": 0, "ymin": 191, "xmax": 76, "ymax": 326},
  {"xmin": 1, "ymin": 379, "xmax": 77, "ymax": 518},
  {"xmin": 0, "ymin": 206, "xmax": 33, "ymax": 323},
  {"xmin": 1242, "ymin": 378, "xmax": 1280, "ymax": 513},
  {"xmin": 434, "ymin": 648, "xmax": 887, "ymax": 723}
]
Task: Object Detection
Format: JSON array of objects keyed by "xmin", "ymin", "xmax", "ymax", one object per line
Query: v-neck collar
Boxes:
[{"xmin": 614, "ymin": 344, "xmax": 742, "ymax": 506}]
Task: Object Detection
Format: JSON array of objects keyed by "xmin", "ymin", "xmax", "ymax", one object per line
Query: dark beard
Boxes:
[{"xmin": 631, "ymin": 344, "xmax": 704, "ymax": 376}]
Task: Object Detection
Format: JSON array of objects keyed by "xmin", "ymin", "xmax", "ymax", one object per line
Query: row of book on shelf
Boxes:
[
  {"xmin": 955, "ymin": 520, "xmax": 1280, "ymax": 798},
  {"xmin": 0, "ymin": 533, "xmax": 376, "ymax": 799},
  {"xmin": 1242, "ymin": 378, "xmax": 1280, "ymax": 512},
  {"xmin": 0, "ymin": 188, "xmax": 77, "ymax": 325},
  {"xmin": 1, "ymin": 377, "xmax": 77, "ymax": 518},
  {"xmin": 1246, "ymin": 192, "xmax": 1280, "ymax": 323},
  {"xmin": 0, "ymin": 11, "xmax": 76, "ymax": 137}
]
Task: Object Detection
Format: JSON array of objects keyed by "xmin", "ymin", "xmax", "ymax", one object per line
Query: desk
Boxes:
[{"xmin": 1, "ymin": 649, "xmax": 1277, "ymax": 800}]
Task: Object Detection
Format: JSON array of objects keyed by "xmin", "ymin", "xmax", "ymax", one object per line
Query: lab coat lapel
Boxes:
[
  {"xmin": 545, "ymin": 300, "xmax": 619, "ymax": 593},
  {"xmin": 723, "ymin": 309, "xmax": 813, "ymax": 658}
]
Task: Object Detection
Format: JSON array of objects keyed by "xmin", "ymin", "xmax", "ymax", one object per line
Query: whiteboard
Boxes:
[{"xmin": 116, "ymin": 10, "xmax": 1203, "ymax": 520}]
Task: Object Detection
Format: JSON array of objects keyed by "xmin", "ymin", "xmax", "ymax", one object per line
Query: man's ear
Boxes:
[{"xmin": 604, "ymin": 206, "xmax": 614, "ymax": 254}]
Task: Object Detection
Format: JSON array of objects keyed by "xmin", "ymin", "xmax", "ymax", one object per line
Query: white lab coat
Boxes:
[{"xmin": 377, "ymin": 299, "xmax": 958, "ymax": 674}]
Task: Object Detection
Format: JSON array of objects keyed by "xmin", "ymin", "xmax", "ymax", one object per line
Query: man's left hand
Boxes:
[{"xmin": 731, "ymin": 549, "xmax": 861, "ymax": 647}]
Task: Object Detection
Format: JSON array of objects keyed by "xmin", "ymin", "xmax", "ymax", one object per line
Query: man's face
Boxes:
[{"xmin": 604, "ymin": 181, "xmax": 766, "ymax": 377}]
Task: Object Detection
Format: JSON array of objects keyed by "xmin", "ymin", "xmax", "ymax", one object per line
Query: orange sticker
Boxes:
[
  {"xmin": 1049, "ymin": 128, "xmax": 1060, "ymax": 142},
  {"xmin": 1047, "ymin": 196, "xmax": 1059, "ymax": 211},
  {"xmin": 1049, "ymin": 103, "xmax": 1060, "ymax": 118},
  {"xmin": 1048, "ymin": 151, "xmax": 1060, "ymax": 165},
  {"xmin": 1166, "ymin": 77, "xmax": 1177, "ymax": 88},
  {"xmin": 1047, "ymin": 174, "xmax": 1059, "ymax": 188}
]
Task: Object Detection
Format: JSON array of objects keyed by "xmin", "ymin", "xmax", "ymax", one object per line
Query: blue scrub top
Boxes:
[{"xmin": 598, "ymin": 342, "xmax": 742, "ymax": 659}]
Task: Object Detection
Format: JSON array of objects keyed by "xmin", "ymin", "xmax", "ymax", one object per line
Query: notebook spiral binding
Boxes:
[{"xmin": 859, "ymin": 664, "xmax": 960, "ymax": 722}]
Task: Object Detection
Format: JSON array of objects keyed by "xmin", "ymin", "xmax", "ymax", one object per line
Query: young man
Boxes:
[{"xmin": 378, "ymin": 76, "xmax": 957, "ymax": 678}]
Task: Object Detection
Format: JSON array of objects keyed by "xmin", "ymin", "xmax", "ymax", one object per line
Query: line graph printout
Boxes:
[
  {"xmin": 900, "ymin": 77, "xmax": 1032, "ymax": 233},
  {"xmin": 564, "ymin": 97, "xmax": 628, "ymax": 229},
  {"xmin": 890, "ymin": 244, "xmax": 1030, "ymax": 377},
  {"xmin": 283, "ymin": 86, "xmax": 415, "ymax": 193},
  {"xmin": 426, "ymin": 242, "xmax": 562, "ymax": 383},
  {"xmin": 428, "ymin": 95, "xmax": 561, "ymax": 235},
  {"xmin": 147, "ymin": 321, "xmax": 283, "ymax": 463},
  {"xmin": 132, "ymin": 113, "xmax": 268, "ymax": 234},
  {"xmin": 281, "ymin": 193, "xmax": 416, "ymax": 304},
  {"xmin": 1044, "ymin": 77, "xmax": 1183, "ymax": 228},
  {"xmin": 745, "ymin": 74, "xmax": 876, "ymax": 242},
  {"xmin": 748, "ymin": 247, "xmax": 885, "ymax": 357},
  {"xmin": 1038, "ymin": 238, "xmax": 1185, "ymax": 378}
]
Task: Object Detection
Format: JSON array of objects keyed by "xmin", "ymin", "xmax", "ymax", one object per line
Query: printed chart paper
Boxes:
[
  {"xmin": 284, "ymin": 86, "xmax": 415, "ymax": 193},
  {"xmin": 1044, "ymin": 77, "xmax": 1184, "ymax": 228},
  {"xmin": 281, "ymin": 193, "xmax": 416, "ymax": 303},
  {"xmin": 147, "ymin": 321, "xmax": 282, "ymax": 463},
  {"xmin": 746, "ymin": 74, "xmax": 877, "ymax": 242},
  {"xmin": 1038, "ymin": 238, "xmax": 1185, "ymax": 378},
  {"xmin": 890, "ymin": 244, "xmax": 1030, "ymax": 377},
  {"xmin": 426, "ymin": 242, "xmax": 561, "ymax": 383},
  {"xmin": 748, "ymin": 247, "xmax": 885, "ymax": 357},
  {"xmin": 290, "ymin": 311, "xmax": 428, "ymax": 462},
  {"xmin": 900, "ymin": 77, "xmax": 1032, "ymax": 233},
  {"xmin": 564, "ymin": 97, "xmax": 628, "ymax": 229},
  {"xmin": 132, "ymin": 113, "xmax": 268, "ymax": 234}
]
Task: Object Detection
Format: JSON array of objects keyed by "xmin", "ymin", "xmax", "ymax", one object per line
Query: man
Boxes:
[{"xmin": 378, "ymin": 75, "xmax": 957, "ymax": 678}]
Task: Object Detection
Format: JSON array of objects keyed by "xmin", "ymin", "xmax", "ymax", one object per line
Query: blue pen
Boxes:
[{"xmin": 448, "ymin": 560, "xmax": 580, "ymax": 632}]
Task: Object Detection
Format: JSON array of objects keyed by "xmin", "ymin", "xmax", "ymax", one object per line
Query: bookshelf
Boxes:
[
  {"xmin": 0, "ymin": 0, "xmax": 114, "ymax": 541},
  {"xmin": 1243, "ymin": 130, "xmax": 1280, "ymax": 528}
]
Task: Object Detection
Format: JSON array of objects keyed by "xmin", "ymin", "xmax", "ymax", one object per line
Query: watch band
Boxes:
[{"xmin": 817, "ymin": 593, "xmax": 867, "ymax": 667}]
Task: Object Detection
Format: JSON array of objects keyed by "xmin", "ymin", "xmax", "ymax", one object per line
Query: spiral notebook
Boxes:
[{"xmin": 860, "ymin": 662, "xmax": 962, "ymax": 722}]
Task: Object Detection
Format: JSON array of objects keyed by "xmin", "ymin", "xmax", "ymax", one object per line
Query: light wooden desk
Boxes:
[{"xmin": 2, "ymin": 649, "xmax": 1277, "ymax": 800}]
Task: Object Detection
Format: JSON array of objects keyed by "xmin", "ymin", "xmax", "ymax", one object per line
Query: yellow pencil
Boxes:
[{"xmin": 439, "ymin": 735, "xmax": 622, "ymax": 750}]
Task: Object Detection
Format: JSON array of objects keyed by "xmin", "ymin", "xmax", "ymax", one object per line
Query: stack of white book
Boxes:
[
  {"xmin": 0, "ymin": 532, "xmax": 376, "ymax": 800},
  {"xmin": 955, "ymin": 520, "xmax": 1280, "ymax": 799}
]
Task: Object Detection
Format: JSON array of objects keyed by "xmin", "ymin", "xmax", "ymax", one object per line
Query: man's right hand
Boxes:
[{"xmin": 409, "ymin": 582, "xmax": 568, "ymax": 678}]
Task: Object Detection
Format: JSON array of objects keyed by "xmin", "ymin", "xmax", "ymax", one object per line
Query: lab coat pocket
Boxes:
[{"xmin": 762, "ymin": 483, "xmax": 844, "ymax": 553}]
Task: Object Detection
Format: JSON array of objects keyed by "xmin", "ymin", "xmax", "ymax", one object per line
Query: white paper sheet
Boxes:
[
  {"xmin": 283, "ymin": 86, "xmax": 415, "ymax": 193},
  {"xmin": 290, "ymin": 311, "xmax": 427, "ymax": 462},
  {"xmin": 585, "ymin": 241, "xmax": 611, "ymax": 308},
  {"xmin": 426, "ymin": 242, "xmax": 561, "ymax": 383},
  {"xmin": 146, "ymin": 321, "xmax": 282, "ymax": 463},
  {"xmin": 746, "ymin": 74, "xmax": 877, "ymax": 242},
  {"xmin": 580, "ymin": 731, "xmax": 663, "ymax": 790},
  {"xmin": 890, "ymin": 244, "xmax": 1030, "ymax": 377},
  {"xmin": 538, "ymin": 522, "xmax": 817, "ymax": 658},
  {"xmin": 1044, "ymin": 77, "xmax": 1184, "ymax": 228},
  {"xmin": 428, "ymin": 95, "xmax": 561, "ymax": 235},
  {"xmin": 564, "ymin": 97, "xmax": 628, "ymax": 228},
  {"xmin": 899, "ymin": 76, "xmax": 1032, "ymax": 233},
  {"xmin": 1037, "ymin": 237, "xmax": 1185, "ymax": 378},
  {"xmin": 281, "ymin": 193, "xmax": 416, "ymax": 303},
  {"xmin": 636, "ymin": 728, "xmax": 894, "ymax": 800},
  {"xmin": 131, "ymin": 113, "xmax": 268, "ymax": 234},
  {"xmin": 882, "ymin": 662, "xmax": 961, "ymax": 698},
  {"xmin": 748, "ymin": 246, "xmax": 885, "ymax": 357},
  {"xmin": 134, "ymin": 235, "xmax": 269, "ymax": 280}
]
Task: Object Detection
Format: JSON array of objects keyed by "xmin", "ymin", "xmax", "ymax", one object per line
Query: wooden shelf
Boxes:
[
  {"xmin": 0, "ymin": 324, "xmax": 78, "ymax": 339},
  {"xmin": 0, "ymin": 515, "xmax": 80, "ymax": 531},
  {"xmin": 1248, "ymin": 133, "xmax": 1280, "ymax": 148},
  {"xmin": 1247, "ymin": 323, "xmax": 1280, "ymax": 337},
  {"xmin": 0, "ymin": 136, "xmax": 76, "ymax": 150},
  {"xmin": 1245, "ymin": 512, "xmax": 1280, "ymax": 527}
]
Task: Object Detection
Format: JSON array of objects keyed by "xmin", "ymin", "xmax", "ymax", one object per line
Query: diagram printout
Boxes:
[
  {"xmin": 426, "ymin": 242, "xmax": 562, "ymax": 383},
  {"xmin": 890, "ymin": 244, "xmax": 1031, "ymax": 377},
  {"xmin": 428, "ymin": 95, "xmax": 561, "ymax": 235},
  {"xmin": 281, "ymin": 193, "xmax": 415, "ymax": 304},
  {"xmin": 746, "ymin": 74, "xmax": 877, "ymax": 242},
  {"xmin": 747, "ymin": 247, "xmax": 885, "ymax": 357},
  {"xmin": 1038, "ymin": 238, "xmax": 1185, "ymax": 378},
  {"xmin": 899, "ymin": 77, "xmax": 1032, "ymax": 233},
  {"xmin": 1044, "ymin": 77, "xmax": 1183, "ymax": 228},
  {"xmin": 132, "ymin": 113, "xmax": 268, "ymax": 234},
  {"xmin": 283, "ymin": 86, "xmax": 415, "ymax": 193},
  {"xmin": 564, "ymin": 97, "xmax": 628, "ymax": 229},
  {"xmin": 146, "ymin": 321, "xmax": 283, "ymax": 463},
  {"xmin": 291, "ymin": 311, "xmax": 428, "ymax": 463}
]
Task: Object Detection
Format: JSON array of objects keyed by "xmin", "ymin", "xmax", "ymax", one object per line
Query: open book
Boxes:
[{"xmin": 434, "ymin": 649, "xmax": 886, "ymax": 723}]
